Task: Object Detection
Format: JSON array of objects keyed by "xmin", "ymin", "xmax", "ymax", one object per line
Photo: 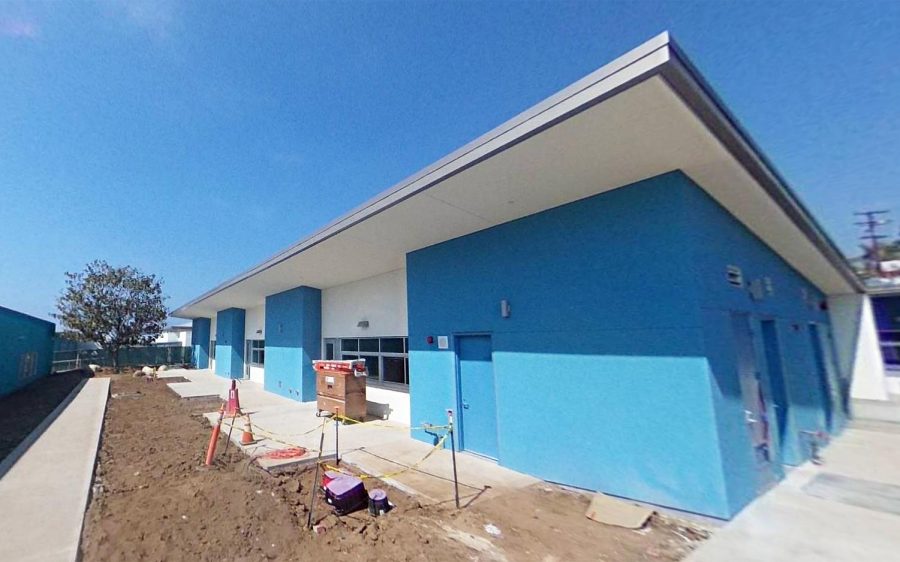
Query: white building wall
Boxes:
[
  {"xmin": 322, "ymin": 269, "xmax": 409, "ymax": 423},
  {"xmin": 829, "ymin": 294, "xmax": 889, "ymax": 401},
  {"xmin": 322, "ymin": 269, "xmax": 408, "ymax": 338},
  {"xmin": 244, "ymin": 304, "xmax": 265, "ymax": 384}
]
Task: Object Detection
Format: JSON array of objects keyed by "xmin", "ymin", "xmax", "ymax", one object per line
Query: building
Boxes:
[
  {"xmin": 174, "ymin": 33, "xmax": 888, "ymax": 519},
  {"xmin": 0, "ymin": 306, "xmax": 55, "ymax": 397},
  {"xmin": 871, "ymin": 287, "xmax": 900, "ymax": 393},
  {"xmin": 154, "ymin": 322, "xmax": 193, "ymax": 348}
]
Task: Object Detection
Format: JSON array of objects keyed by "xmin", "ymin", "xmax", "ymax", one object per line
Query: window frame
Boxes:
[
  {"xmin": 247, "ymin": 339, "xmax": 265, "ymax": 367},
  {"xmin": 336, "ymin": 336, "xmax": 409, "ymax": 390}
]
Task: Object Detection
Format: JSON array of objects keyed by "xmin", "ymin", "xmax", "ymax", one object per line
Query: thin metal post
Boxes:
[
  {"xmin": 222, "ymin": 411, "xmax": 238, "ymax": 456},
  {"xmin": 307, "ymin": 421, "xmax": 327, "ymax": 529},
  {"xmin": 334, "ymin": 408, "xmax": 340, "ymax": 465},
  {"xmin": 448, "ymin": 409, "xmax": 460, "ymax": 509}
]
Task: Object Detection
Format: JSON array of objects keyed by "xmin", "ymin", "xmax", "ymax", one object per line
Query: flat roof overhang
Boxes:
[{"xmin": 174, "ymin": 32, "xmax": 862, "ymax": 319}]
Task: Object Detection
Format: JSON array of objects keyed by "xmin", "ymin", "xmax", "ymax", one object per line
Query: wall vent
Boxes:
[{"xmin": 726, "ymin": 265, "xmax": 744, "ymax": 288}]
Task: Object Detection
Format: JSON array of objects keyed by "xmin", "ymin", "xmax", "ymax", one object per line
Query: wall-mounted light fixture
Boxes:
[
  {"xmin": 500, "ymin": 299, "xmax": 511, "ymax": 318},
  {"xmin": 255, "ymin": 329, "xmax": 262, "ymax": 335},
  {"xmin": 357, "ymin": 320, "xmax": 369, "ymax": 329}
]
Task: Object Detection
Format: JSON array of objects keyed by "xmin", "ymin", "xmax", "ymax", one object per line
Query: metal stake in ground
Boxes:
[
  {"xmin": 448, "ymin": 409, "xmax": 460, "ymax": 509},
  {"xmin": 334, "ymin": 408, "xmax": 340, "ymax": 466},
  {"xmin": 222, "ymin": 410, "xmax": 239, "ymax": 457},
  {"xmin": 307, "ymin": 419, "xmax": 327, "ymax": 530}
]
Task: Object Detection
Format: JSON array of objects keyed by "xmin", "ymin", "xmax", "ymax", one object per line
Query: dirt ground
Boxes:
[
  {"xmin": 0, "ymin": 370, "xmax": 87, "ymax": 462},
  {"xmin": 80, "ymin": 375, "xmax": 709, "ymax": 561}
]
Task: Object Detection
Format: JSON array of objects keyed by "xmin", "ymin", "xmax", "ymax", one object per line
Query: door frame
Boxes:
[
  {"xmin": 244, "ymin": 339, "xmax": 251, "ymax": 380},
  {"xmin": 453, "ymin": 332, "xmax": 500, "ymax": 459},
  {"xmin": 731, "ymin": 312, "xmax": 778, "ymax": 491}
]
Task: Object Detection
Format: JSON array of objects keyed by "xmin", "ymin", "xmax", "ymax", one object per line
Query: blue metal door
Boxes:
[
  {"xmin": 730, "ymin": 313, "xmax": 776, "ymax": 491},
  {"xmin": 456, "ymin": 335, "xmax": 499, "ymax": 459}
]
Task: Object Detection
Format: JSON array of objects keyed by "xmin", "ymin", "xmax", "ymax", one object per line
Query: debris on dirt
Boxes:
[
  {"xmin": 132, "ymin": 370, "xmax": 143, "ymax": 378},
  {"xmin": 585, "ymin": 491, "xmax": 655, "ymax": 529},
  {"xmin": 485, "ymin": 523, "xmax": 503, "ymax": 537}
]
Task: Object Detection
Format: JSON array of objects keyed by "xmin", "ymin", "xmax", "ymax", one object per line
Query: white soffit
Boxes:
[{"xmin": 175, "ymin": 35, "xmax": 857, "ymax": 318}]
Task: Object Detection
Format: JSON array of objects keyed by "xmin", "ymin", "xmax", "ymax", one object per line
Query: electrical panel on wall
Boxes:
[{"xmin": 726, "ymin": 265, "xmax": 744, "ymax": 288}]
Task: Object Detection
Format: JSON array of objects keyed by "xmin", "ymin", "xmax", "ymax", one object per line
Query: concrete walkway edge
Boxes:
[{"xmin": 0, "ymin": 377, "xmax": 110, "ymax": 562}]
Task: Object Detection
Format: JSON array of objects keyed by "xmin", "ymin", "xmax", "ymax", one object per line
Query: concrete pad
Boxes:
[
  {"xmin": 0, "ymin": 377, "xmax": 110, "ymax": 562},
  {"xmin": 167, "ymin": 379, "xmax": 222, "ymax": 400},
  {"xmin": 687, "ymin": 425, "xmax": 900, "ymax": 562}
]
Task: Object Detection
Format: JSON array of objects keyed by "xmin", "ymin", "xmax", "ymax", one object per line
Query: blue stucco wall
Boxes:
[
  {"xmin": 407, "ymin": 172, "xmax": 733, "ymax": 518},
  {"xmin": 191, "ymin": 318, "xmax": 211, "ymax": 369},
  {"xmin": 264, "ymin": 286, "xmax": 321, "ymax": 401},
  {"xmin": 215, "ymin": 308, "xmax": 245, "ymax": 378},
  {"xmin": 684, "ymin": 178, "xmax": 842, "ymax": 514},
  {"xmin": 0, "ymin": 306, "xmax": 55, "ymax": 397}
]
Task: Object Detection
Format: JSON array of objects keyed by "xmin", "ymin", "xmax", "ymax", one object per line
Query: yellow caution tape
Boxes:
[
  {"xmin": 331, "ymin": 412, "xmax": 450, "ymax": 432},
  {"xmin": 321, "ymin": 432, "xmax": 449, "ymax": 480}
]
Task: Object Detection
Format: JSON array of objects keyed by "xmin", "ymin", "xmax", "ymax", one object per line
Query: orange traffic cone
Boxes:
[
  {"xmin": 225, "ymin": 380, "xmax": 242, "ymax": 416},
  {"xmin": 241, "ymin": 414, "xmax": 257, "ymax": 446}
]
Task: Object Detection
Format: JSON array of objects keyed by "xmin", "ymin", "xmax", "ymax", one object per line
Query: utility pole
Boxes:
[{"xmin": 855, "ymin": 210, "xmax": 891, "ymax": 277}]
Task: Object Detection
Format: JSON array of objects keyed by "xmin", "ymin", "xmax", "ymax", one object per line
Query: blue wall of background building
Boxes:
[
  {"xmin": 191, "ymin": 317, "xmax": 211, "ymax": 369},
  {"xmin": 0, "ymin": 306, "xmax": 55, "ymax": 397},
  {"xmin": 407, "ymin": 171, "xmax": 841, "ymax": 519},
  {"xmin": 264, "ymin": 286, "xmax": 321, "ymax": 401},
  {"xmin": 215, "ymin": 308, "xmax": 245, "ymax": 378}
]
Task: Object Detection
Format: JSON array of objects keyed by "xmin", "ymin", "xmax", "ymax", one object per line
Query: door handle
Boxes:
[{"xmin": 462, "ymin": 401, "xmax": 470, "ymax": 409}]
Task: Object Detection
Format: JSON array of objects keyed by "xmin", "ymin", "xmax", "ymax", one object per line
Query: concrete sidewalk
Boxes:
[
  {"xmin": 166, "ymin": 369, "xmax": 537, "ymax": 505},
  {"xmin": 0, "ymin": 377, "xmax": 110, "ymax": 562},
  {"xmin": 688, "ymin": 419, "xmax": 900, "ymax": 561}
]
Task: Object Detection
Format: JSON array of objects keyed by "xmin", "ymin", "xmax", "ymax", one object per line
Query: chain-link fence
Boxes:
[{"xmin": 52, "ymin": 345, "xmax": 192, "ymax": 372}]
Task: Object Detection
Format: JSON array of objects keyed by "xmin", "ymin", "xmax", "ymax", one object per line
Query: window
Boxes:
[
  {"xmin": 248, "ymin": 339, "xmax": 264, "ymax": 366},
  {"xmin": 209, "ymin": 340, "xmax": 216, "ymax": 360},
  {"xmin": 338, "ymin": 337, "xmax": 409, "ymax": 387}
]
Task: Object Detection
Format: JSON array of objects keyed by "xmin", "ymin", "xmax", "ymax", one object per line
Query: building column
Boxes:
[
  {"xmin": 828, "ymin": 294, "xmax": 888, "ymax": 401},
  {"xmin": 264, "ymin": 286, "xmax": 322, "ymax": 401},
  {"xmin": 215, "ymin": 308, "xmax": 246, "ymax": 379},
  {"xmin": 190, "ymin": 318, "xmax": 211, "ymax": 369}
]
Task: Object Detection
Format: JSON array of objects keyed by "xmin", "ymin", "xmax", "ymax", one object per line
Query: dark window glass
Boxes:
[
  {"xmin": 383, "ymin": 356, "xmax": 406, "ymax": 384},
  {"xmin": 341, "ymin": 354, "xmax": 359, "ymax": 361},
  {"xmin": 359, "ymin": 338, "xmax": 379, "ymax": 352},
  {"xmin": 341, "ymin": 339, "xmax": 358, "ymax": 351},
  {"xmin": 325, "ymin": 343, "xmax": 334, "ymax": 360},
  {"xmin": 359, "ymin": 355, "xmax": 379, "ymax": 379},
  {"xmin": 381, "ymin": 338, "xmax": 404, "ymax": 353}
]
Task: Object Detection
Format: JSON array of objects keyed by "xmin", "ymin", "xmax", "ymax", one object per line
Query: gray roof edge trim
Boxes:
[
  {"xmin": 661, "ymin": 39, "xmax": 863, "ymax": 294},
  {"xmin": 172, "ymin": 32, "xmax": 676, "ymax": 318}
]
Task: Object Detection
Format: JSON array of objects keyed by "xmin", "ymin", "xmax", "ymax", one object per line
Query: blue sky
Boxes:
[{"xmin": 1, "ymin": 1, "xmax": 898, "ymax": 321}]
